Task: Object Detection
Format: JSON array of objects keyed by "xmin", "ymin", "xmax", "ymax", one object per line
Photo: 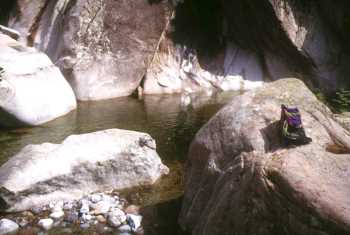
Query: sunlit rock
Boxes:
[
  {"xmin": 0, "ymin": 34, "xmax": 76, "ymax": 127},
  {"xmin": 0, "ymin": 129, "xmax": 169, "ymax": 212},
  {"xmin": 180, "ymin": 78, "xmax": 350, "ymax": 235}
]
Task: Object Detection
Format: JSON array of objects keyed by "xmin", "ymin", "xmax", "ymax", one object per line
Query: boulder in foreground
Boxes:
[
  {"xmin": 0, "ymin": 34, "xmax": 76, "ymax": 127},
  {"xmin": 180, "ymin": 78, "xmax": 350, "ymax": 235},
  {"xmin": 0, "ymin": 129, "xmax": 169, "ymax": 212}
]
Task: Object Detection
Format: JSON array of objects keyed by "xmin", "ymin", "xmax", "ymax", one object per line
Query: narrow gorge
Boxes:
[{"xmin": 0, "ymin": 0, "xmax": 349, "ymax": 235}]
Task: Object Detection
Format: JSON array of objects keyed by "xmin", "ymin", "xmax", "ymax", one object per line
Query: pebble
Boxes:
[
  {"xmin": 64, "ymin": 212, "xmax": 79, "ymax": 223},
  {"xmin": 50, "ymin": 210, "xmax": 65, "ymax": 220},
  {"xmin": 30, "ymin": 206, "xmax": 43, "ymax": 215},
  {"xmin": 81, "ymin": 213, "xmax": 92, "ymax": 222},
  {"xmin": 38, "ymin": 218, "xmax": 54, "ymax": 230},
  {"xmin": 126, "ymin": 214, "xmax": 142, "ymax": 232},
  {"xmin": 90, "ymin": 193, "xmax": 103, "ymax": 203},
  {"xmin": 91, "ymin": 200, "xmax": 111, "ymax": 215},
  {"xmin": 124, "ymin": 205, "xmax": 140, "ymax": 214},
  {"xmin": 0, "ymin": 218, "xmax": 19, "ymax": 235},
  {"xmin": 63, "ymin": 201, "xmax": 74, "ymax": 211},
  {"xmin": 96, "ymin": 215, "xmax": 106, "ymax": 223},
  {"xmin": 118, "ymin": 224, "xmax": 132, "ymax": 233},
  {"xmin": 80, "ymin": 199, "xmax": 90, "ymax": 214},
  {"xmin": 80, "ymin": 223, "xmax": 90, "ymax": 229},
  {"xmin": 107, "ymin": 208, "xmax": 127, "ymax": 228},
  {"xmin": 17, "ymin": 217, "xmax": 29, "ymax": 227}
]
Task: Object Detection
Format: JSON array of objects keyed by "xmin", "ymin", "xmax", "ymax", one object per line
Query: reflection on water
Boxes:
[{"xmin": 0, "ymin": 91, "xmax": 238, "ymax": 234}]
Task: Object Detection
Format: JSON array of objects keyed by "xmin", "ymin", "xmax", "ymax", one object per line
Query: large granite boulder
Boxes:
[
  {"xmin": 0, "ymin": 33, "xmax": 76, "ymax": 127},
  {"xmin": 0, "ymin": 129, "xmax": 169, "ymax": 212},
  {"xmin": 8, "ymin": 0, "xmax": 170, "ymax": 100},
  {"xmin": 179, "ymin": 78, "xmax": 350, "ymax": 235}
]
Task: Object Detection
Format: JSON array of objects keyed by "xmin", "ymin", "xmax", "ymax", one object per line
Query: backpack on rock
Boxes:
[{"xmin": 280, "ymin": 104, "xmax": 312, "ymax": 145}]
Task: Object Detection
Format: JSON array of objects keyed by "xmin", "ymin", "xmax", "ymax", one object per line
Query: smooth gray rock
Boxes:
[
  {"xmin": 180, "ymin": 78, "xmax": 350, "ymax": 235},
  {"xmin": 0, "ymin": 33, "xmax": 77, "ymax": 127},
  {"xmin": 9, "ymin": 0, "xmax": 170, "ymax": 100},
  {"xmin": 0, "ymin": 129, "xmax": 169, "ymax": 212},
  {"xmin": 0, "ymin": 219, "xmax": 18, "ymax": 235}
]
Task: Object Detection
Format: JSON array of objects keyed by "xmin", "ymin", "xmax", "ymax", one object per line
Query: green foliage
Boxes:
[
  {"xmin": 332, "ymin": 89, "xmax": 350, "ymax": 113},
  {"xmin": 315, "ymin": 88, "xmax": 350, "ymax": 113}
]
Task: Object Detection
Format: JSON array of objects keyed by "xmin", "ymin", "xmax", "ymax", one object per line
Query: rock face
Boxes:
[
  {"xmin": 0, "ymin": 129, "xmax": 169, "ymax": 212},
  {"xmin": 0, "ymin": 33, "xmax": 76, "ymax": 127},
  {"xmin": 143, "ymin": 21, "xmax": 264, "ymax": 95},
  {"xmin": 179, "ymin": 78, "xmax": 350, "ymax": 235},
  {"xmin": 271, "ymin": 0, "xmax": 350, "ymax": 89},
  {"xmin": 8, "ymin": 0, "xmax": 170, "ymax": 100}
]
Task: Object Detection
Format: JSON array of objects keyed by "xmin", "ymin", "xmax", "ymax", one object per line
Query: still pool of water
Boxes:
[{"xmin": 0, "ymin": 91, "xmax": 238, "ymax": 234}]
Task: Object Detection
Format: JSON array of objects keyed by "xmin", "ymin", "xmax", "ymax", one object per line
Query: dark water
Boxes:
[{"xmin": 0, "ymin": 91, "xmax": 238, "ymax": 234}]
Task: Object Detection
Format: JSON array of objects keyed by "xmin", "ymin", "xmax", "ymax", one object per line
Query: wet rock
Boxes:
[
  {"xmin": 180, "ymin": 78, "xmax": 350, "ymax": 235},
  {"xmin": 107, "ymin": 208, "xmax": 127, "ymax": 228},
  {"xmin": 0, "ymin": 219, "xmax": 19, "ymax": 235},
  {"xmin": 0, "ymin": 33, "xmax": 76, "ymax": 128},
  {"xmin": 38, "ymin": 218, "xmax": 53, "ymax": 231},
  {"xmin": 0, "ymin": 129, "xmax": 168, "ymax": 212}
]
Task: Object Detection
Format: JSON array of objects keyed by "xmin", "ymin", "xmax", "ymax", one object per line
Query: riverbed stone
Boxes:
[
  {"xmin": 38, "ymin": 218, "xmax": 54, "ymax": 231},
  {"xmin": 64, "ymin": 212, "xmax": 79, "ymax": 224},
  {"xmin": 118, "ymin": 224, "xmax": 132, "ymax": 233},
  {"xmin": 50, "ymin": 210, "xmax": 65, "ymax": 220},
  {"xmin": 91, "ymin": 200, "xmax": 111, "ymax": 215},
  {"xmin": 126, "ymin": 214, "xmax": 142, "ymax": 232},
  {"xmin": 0, "ymin": 129, "xmax": 169, "ymax": 212},
  {"xmin": 0, "ymin": 219, "xmax": 19, "ymax": 235},
  {"xmin": 108, "ymin": 208, "xmax": 127, "ymax": 228},
  {"xmin": 179, "ymin": 78, "xmax": 350, "ymax": 235},
  {"xmin": 0, "ymin": 33, "xmax": 77, "ymax": 127}
]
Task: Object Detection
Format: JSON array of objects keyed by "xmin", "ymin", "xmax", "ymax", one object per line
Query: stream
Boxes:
[{"xmin": 0, "ymin": 91, "xmax": 238, "ymax": 234}]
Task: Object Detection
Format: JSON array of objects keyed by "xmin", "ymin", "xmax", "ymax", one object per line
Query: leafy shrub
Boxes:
[{"xmin": 332, "ymin": 89, "xmax": 350, "ymax": 113}]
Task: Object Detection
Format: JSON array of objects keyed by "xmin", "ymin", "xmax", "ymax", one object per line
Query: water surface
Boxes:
[{"xmin": 0, "ymin": 91, "xmax": 238, "ymax": 234}]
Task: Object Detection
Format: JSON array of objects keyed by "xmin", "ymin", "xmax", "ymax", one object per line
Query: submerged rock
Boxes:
[
  {"xmin": 0, "ymin": 129, "xmax": 169, "ymax": 212},
  {"xmin": 179, "ymin": 78, "xmax": 350, "ymax": 235},
  {"xmin": 0, "ymin": 219, "xmax": 19, "ymax": 235},
  {"xmin": 0, "ymin": 33, "xmax": 76, "ymax": 127}
]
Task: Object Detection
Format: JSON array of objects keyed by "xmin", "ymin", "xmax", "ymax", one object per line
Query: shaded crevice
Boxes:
[
  {"xmin": 27, "ymin": 0, "xmax": 52, "ymax": 47},
  {"xmin": 171, "ymin": 0, "xmax": 316, "ymax": 83},
  {"xmin": 0, "ymin": 0, "xmax": 18, "ymax": 25}
]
